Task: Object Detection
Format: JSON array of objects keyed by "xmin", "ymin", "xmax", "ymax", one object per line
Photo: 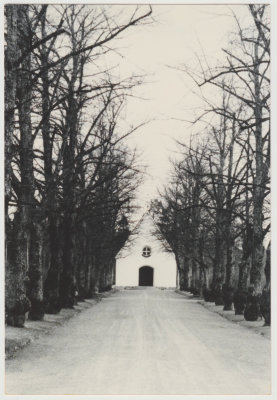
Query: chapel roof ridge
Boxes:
[{"xmin": 128, "ymin": 210, "xmax": 174, "ymax": 253}]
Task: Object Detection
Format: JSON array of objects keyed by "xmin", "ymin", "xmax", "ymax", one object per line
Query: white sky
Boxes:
[{"xmin": 100, "ymin": 5, "xmax": 253, "ymax": 215}]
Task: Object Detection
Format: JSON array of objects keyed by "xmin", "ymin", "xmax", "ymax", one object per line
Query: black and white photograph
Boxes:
[{"xmin": 3, "ymin": 1, "xmax": 272, "ymax": 397}]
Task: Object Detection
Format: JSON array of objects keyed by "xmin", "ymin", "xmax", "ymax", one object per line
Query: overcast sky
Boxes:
[{"xmin": 99, "ymin": 4, "xmax": 252, "ymax": 217}]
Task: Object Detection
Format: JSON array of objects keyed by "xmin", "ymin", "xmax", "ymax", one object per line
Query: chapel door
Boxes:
[{"xmin": 139, "ymin": 266, "xmax": 154, "ymax": 286}]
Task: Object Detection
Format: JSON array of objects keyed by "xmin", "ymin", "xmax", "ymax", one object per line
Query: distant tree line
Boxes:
[
  {"xmin": 5, "ymin": 4, "xmax": 152, "ymax": 326},
  {"xmin": 152, "ymin": 5, "xmax": 270, "ymax": 325}
]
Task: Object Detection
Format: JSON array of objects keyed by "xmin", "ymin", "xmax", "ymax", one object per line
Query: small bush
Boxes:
[
  {"xmin": 99, "ymin": 285, "xmax": 112, "ymax": 293},
  {"xmin": 233, "ymin": 289, "xmax": 247, "ymax": 315},
  {"xmin": 260, "ymin": 285, "xmax": 270, "ymax": 326},
  {"xmin": 45, "ymin": 295, "xmax": 62, "ymax": 314},
  {"xmin": 190, "ymin": 287, "xmax": 200, "ymax": 296},
  {"xmin": 244, "ymin": 286, "xmax": 261, "ymax": 321},
  {"xmin": 222, "ymin": 285, "xmax": 234, "ymax": 311},
  {"xmin": 5, "ymin": 295, "xmax": 31, "ymax": 327},
  {"xmin": 213, "ymin": 288, "xmax": 224, "ymax": 306},
  {"xmin": 29, "ymin": 298, "xmax": 46, "ymax": 321},
  {"xmin": 203, "ymin": 287, "xmax": 215, "ymax": 302}
]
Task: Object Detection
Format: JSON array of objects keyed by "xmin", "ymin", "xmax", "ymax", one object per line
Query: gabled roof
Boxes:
[{"xmin": 117, "ymin": 211, "xmax": 174, "ymax": 258}]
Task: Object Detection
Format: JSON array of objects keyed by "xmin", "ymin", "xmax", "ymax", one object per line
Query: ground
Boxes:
[{"xmin": 5, "ymin": 288, "xmax": 271, "ymax": 395}]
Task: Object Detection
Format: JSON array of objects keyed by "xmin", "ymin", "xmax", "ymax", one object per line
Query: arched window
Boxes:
[{"xmin": 142, "ymin": 246, "xmax": 151, "ymax": 257}]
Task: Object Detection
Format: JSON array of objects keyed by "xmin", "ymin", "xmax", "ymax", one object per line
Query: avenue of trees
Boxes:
[
  {"xmin": 152, "ymin": 5, "xmax": 270, "ymax": 325},
  {"xmin": 5, "ymin": 4, "xmax": 152, "ymax": 326}
]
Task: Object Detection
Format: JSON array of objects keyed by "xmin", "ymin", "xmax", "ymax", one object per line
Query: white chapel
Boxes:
[{"xmin": 115, "ymin": 213, "xmax": 177, "ymax": 287}]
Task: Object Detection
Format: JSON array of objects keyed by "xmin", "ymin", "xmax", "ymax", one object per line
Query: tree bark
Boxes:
[
  {"xmin": 6, "ymin": 5, "xmax": 34, "ymax": 326},
  {"xmin": 4, "ymin": 5, "xmax": 21, "ymax": 326},
  {"xmin": 250, "ymin": 41, "xmax": 267, "ymax": 295},
  {"xmin": 179, "ymin": 255, "xmax": 190, "ymax": 290},
  {"xmin": 60, "ymin": 48, "xmax": 78, "ymax": 307},
  {"xmin": 39, "ymin": 9, "xmax": 64, "ymax": 313},
  {"xmin": 28, "ymin": 217, "xmax": 45, "ymax": 320},
  {"xmin": 212, "ymin": 214, "xmax": 225, "ymax": 304},
  {"xmin": 260, "ymin": 241, "xmax": 270, "ymax": 325},
  {"xmin": 211, "ymin": 139, "xmax": 226, "ymax": 304},
  {"xmin": 5, "ymin": 5, "xmax": 18, "ymax": 218}
]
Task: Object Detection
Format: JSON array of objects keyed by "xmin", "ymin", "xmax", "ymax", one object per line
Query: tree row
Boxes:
[
  {"xmin": 5, "ymin": 4, "xmax": 152, "ymax": 326},
  {"xmin": 152, "ymin": 5, "xmax": 270, "ymax": 325}
]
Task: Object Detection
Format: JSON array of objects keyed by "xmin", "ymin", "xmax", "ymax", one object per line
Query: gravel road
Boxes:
[{"xmin": 5, "ymin": 287, "xmax": 271, "ymax": 395}]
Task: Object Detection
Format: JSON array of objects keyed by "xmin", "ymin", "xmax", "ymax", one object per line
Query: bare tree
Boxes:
[{"xmin": 5, "ymin": 4, "xmax": 152, "ymax": 325}]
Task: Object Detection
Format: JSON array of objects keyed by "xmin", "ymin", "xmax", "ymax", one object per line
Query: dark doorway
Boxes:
[{"xmin": 139, "ymin": 266, "xmax": 154, "ymax": 286}]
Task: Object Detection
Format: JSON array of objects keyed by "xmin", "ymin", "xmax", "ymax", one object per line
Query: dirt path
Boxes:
[{"xmin": 5, "ymin": 288, "xmax": 271, "ymax": 395}]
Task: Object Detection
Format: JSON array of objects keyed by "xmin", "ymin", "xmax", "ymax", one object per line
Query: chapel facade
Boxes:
[{"xmin": 115, "ymin": 213, "xmax": 177, "ymax": 287}]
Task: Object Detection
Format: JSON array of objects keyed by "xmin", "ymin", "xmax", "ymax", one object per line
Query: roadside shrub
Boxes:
[
  {"xmin": 45, "ymin": 296, "xmax": 62, "ymax": 314},
  {"xmin": 233, "ymin": 289, "xmax": 247, "ymax": 315},
  {"xmin": 29, "ymin": 298, "xmax": 46, "ymax": 321},
  {"xmin": 191, "ymin": 287, "xmax": 200, "ymax": 296},
  {"xmin": 260, "ymin": 285, "xmax": 270, "ymax": 326},
  {"xmin": 99, "ymin": 285, "xmax": 112, "ymax": 293},
  {"xmin": 5, "ymin": 295, "xmax": 31, "ymax": 327},
  {"xmin": 244, "ymin": 286, "xmax": 261, "ymax": 321},
  {"xmin": 213, "ymin": 288, "xmax": 224, "ymax": 306},
  {"xmin": 203, "ymin": 286, "xmax": 215, "ymax": 302},
  {"xmin": 222, "ymin": 284, "xmax": 234, "ymax": 311}
]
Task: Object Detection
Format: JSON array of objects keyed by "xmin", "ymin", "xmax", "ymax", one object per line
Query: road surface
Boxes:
[{"xmin": 5, "ymin": 288, "xmax": 271, "ymax": 395}]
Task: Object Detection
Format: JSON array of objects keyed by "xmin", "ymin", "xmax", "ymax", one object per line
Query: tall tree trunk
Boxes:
[
  {"xmin": 61, "ymin": 209, "xmax": 77, "ymax": 307},
  {"xmin": 58, "ymin": 29, "xmax": 79, "ymax": 305},
  {"xmin": 39, "ymin": 9, "xmax": 63, "ymax": 313},
  {"xmin": 6, "ymin": 212, "xmax": 31, "ymax": 327},
  {"xmin": 61, "ymin": 102, "xmax": 78, "ymax": 307},
  {"xmin": 198, "ymin": 231, "xmax": 206, "ymax": 297},
  {"xmin": 175, "ymin": 254, "xmax": 180, "ymax": 288},
  {"xmin": 28, "ymin": 216, "xmax": 45, "ymax": 320},
  {"xmin": 5, "ymin": 5, "xmax": 21, "ymax": 326},
  {"xmin": 233, "ymin": 222, "xmax": 252, "ymax": 315},
  {"xmin": 191, "ymin": 258, "xmax": 198, "ymax": 291},
  {"xmin": 250, "ymin": 41, "xmax": 266, "ymax": 295},
  {"xmin": 44, "ymin": 218, "xmax": 63, "ymax": 313},
  {"xmin": 225, "ymin": 237, "xmax": 234, "ymax": 287},
  {"xmin": 179, "ymin": 255, "xmax": 190, "ymax": 290},
  {"xmin": 5, "ymin": 5, "xmax": 18, "ymax": 219},
  {"xmin": 90, "ymin": 254, "xmax": 99, "ymax": 294},
  {"xmin": 76, "ymin": 221, "xmax": 87, "ymax": 300},
  {"xmin": 260, "ymin": 241, "xmax": 270, "ymax": 325},
  {"xmin": 238, "ymin": 224, "xmax": 253, "ymax": 291},
  {"xmin": 211, "ymin": 146, "xmax": 226, "ymax": 305},
  {"xmin": 84, "ymin": 233, "xmax": 93, "ymax": 297},
  {"xmin": 6, "ymin": 5, "xmax": 34, "ymax": 326},
  {"xmin": 224, "ymin": 131, "xmax": 235, "ymax": 289},
  {"xmin": 212, "ymin": 216, "xmax": 225, "ymax": 305}
]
